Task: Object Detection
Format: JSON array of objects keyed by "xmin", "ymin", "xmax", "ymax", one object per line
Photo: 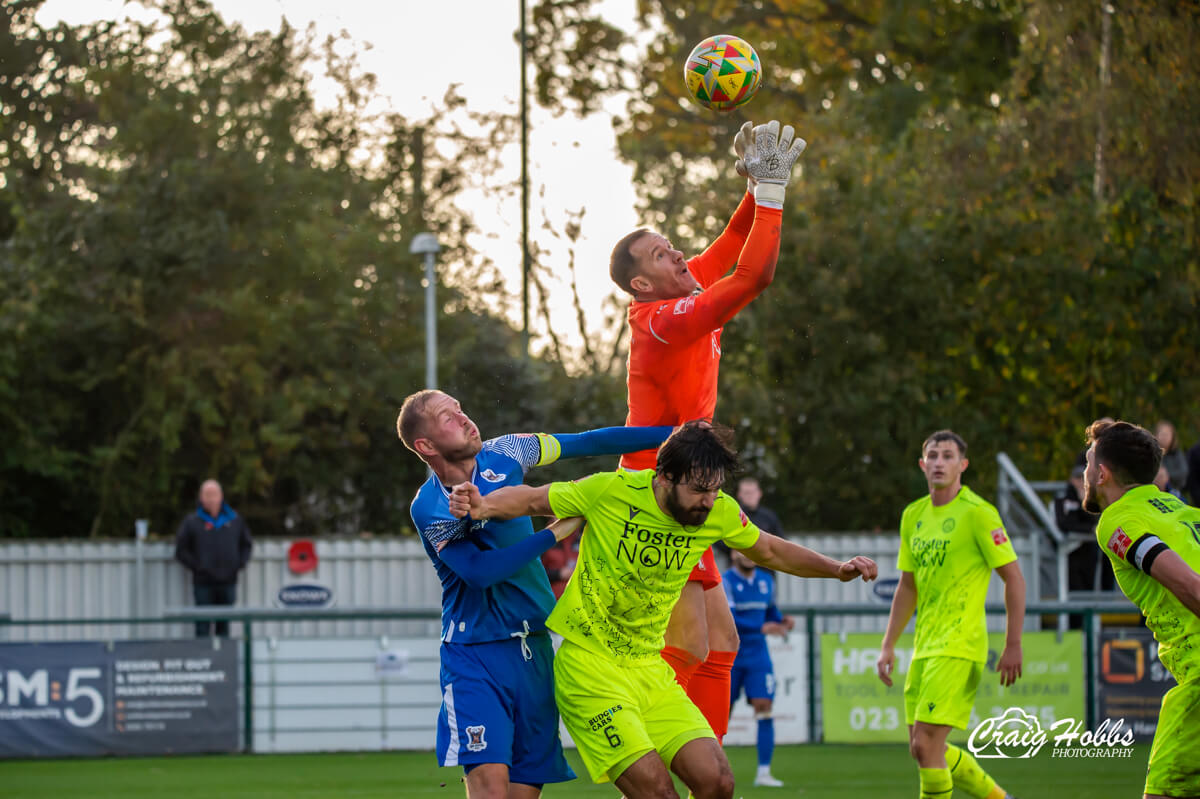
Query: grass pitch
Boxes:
[{"xmin": 0, "ymin": 743, "xmax": 1149, "ymax": 798}]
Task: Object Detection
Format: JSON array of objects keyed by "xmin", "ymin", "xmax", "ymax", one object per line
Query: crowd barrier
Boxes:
[{"xmin": 0, "ymin": 601, "xmax": 1171, "ymax": 758}]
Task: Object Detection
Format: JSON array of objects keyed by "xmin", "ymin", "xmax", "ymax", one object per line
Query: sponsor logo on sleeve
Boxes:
[
  {"xmin": 991, "ymin": 528, "xmax": 1009, "ymax": 546},
  {"xmin": 673, "ymin": 296, "xmax": 696, "ymax": 315},
  {"xmin": 480, "ymin": 469, "xmax": 507, "ymax": 483},
  {"xmin": 738, "ymin": 509, "xmax": 749, "ymax": 527},
  {"xmin": 1106, "ymin": 528, "xmax": 1133, "ymax": 559}
]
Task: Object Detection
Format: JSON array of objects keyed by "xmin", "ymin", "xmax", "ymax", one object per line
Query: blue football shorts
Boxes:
[
  {"xmin": 437, "ymin": 634, "xmax": 574, "ymax": 785},
  {"xmin": 730, "ymin": 638, "xmax": 776, "ymax": 703}
]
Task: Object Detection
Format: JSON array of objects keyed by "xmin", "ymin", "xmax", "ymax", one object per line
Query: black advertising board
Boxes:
[
  {"xmin": 0, "ymin": 639, "xmax": 238, "ymax": 757},
  {"xmin": 1097, "ymin": 627, "xmax": 1175, "ymax": 740}
]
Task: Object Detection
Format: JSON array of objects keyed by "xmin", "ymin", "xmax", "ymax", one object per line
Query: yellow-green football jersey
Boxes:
[
  {"xmin": 898, "ymin": 485, "xmax": 1017, "ymax": 662},
  {"xmin": 547, "ymin": 469, "xmax": 761, "ymax": 662},
  {"xmin": 1096, "ymin": 484, "xmax": 1200, "ymax": 686}
]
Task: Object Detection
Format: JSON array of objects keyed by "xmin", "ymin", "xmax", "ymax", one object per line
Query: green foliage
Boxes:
[
  {"xmin": 3, "ymin": 0, "xmax": 1196, "ymax": 538},
  {"xmin": 533, "ymin": 0, "xmax": 1200, "ymax": 528},
  {"xmin": 0, "ymin": 0, "xmax": 622, "ymax": 538}
]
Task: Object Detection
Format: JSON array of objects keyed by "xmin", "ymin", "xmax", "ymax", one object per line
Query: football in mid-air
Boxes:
[{"xmin": 683, "ymin": 34, "xmax": 762, "ymax": 111}]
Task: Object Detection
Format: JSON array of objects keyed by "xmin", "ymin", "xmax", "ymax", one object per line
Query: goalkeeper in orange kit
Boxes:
[{"xmin": 607, "ymin": 120, "xmax": 806, "ymax": 741}]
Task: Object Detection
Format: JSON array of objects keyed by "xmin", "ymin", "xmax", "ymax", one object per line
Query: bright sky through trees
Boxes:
[{"xmin": 38, "ymin": 0, "xmax": 641, "ymax": 351}]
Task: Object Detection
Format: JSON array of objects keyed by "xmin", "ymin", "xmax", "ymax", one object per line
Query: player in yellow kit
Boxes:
[
  {"xmin": 1081, "ymin": 419, "xmax": 1200, "ymax": 799},
  {"xmin": 877, "ymin": 430, "xmax": 1025, "ymax": 799},
  {"xmin": 449, "ymin": 422, "xmax": 878, "ymax": 799}
]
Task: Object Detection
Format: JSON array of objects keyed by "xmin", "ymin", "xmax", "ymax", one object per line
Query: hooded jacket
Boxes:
[{"xmin": 175, "ymin": 503, "xmax": 253, "ymax": 585}]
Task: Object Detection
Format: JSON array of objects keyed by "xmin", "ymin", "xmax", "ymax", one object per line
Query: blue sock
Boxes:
[{"xmin": 756, "ymin": 717, "xmax": 774, "ymax": 767}]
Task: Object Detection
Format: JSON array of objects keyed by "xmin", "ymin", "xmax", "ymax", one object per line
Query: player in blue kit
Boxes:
[
  {"xmin": 397, "ymin": 389, "xmax": 672, "ymax": 799},
  {"xmin": 724, "ymin": 548, "xmax": 794, "ymax": 788}
]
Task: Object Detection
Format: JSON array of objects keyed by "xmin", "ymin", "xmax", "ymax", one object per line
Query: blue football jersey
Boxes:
[
  {"xmin": 723, "ymin": 566, "xmax": 783, "ymax": 646},
  {"xmin": 411, "ymin": 434, "xmax": 561, "ymax": 644}
]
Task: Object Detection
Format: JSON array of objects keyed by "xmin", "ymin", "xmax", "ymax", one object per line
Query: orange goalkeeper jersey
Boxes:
[{"xmin": 620, "ymin": 195, "xmax": 782, "ymax": 470}]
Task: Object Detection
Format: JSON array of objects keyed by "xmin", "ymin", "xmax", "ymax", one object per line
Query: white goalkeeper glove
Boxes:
[{"xmin": 742, "ymin": 120, "xmax": 806, "ymax": 209}]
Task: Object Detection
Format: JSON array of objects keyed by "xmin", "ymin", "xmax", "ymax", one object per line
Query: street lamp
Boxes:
[
  {"xmin": 519, "ymin": 0, "xmax": 530, "ymax": 356},
  {"xmin": 409, "ymin": 232, "xmax": 441, "ymax": 390}
]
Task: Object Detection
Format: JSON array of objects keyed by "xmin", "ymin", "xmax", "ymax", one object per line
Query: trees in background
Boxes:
[
  {"xmin": 2, "ymin": 1, "xmax": 1196, "ymax": 537},
  {"xmin": 0, "ymin": 0, "xmax": 624, "ymax": 538},
  {"xmin": 532, "ymin": 0, "xmax": 1199, "ymax": 528}
]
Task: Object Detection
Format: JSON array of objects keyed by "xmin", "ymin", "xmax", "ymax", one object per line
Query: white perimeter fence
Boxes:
[{"xmin": 0, "ymin": 534, "xmax": 1037, "ymax": 641}]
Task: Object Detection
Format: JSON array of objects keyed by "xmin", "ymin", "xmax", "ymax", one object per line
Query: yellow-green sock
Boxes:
[
  {"xmin": 945, "ymin": 744, "xmax": 1005, "ymax": 799},
  {"xmin": 919, "ymin": 766, "xmax": 953, "ymax": 799}
]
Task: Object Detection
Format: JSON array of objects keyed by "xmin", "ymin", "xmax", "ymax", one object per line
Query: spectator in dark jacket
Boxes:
[
  {"xmin": 1155, "ymin": 420, "xmax": 1189, "ymax": 497},
  {"xmin": 175, "ymin": 479, "xmax": 253, "ymax": 637},
  {"xmin": 735, "ymin": 476, "xmax": 783, "ymax": 534},
  {"xmin": 1187, "ymin": 439, "xmax": 1200, "ymax": 507},
  {"xmin": 1054, "ymin": 465, "xmax": 1111, "ymax": 592},
  {"xmin": 715, "ymin": 476, "xmax": 785, "ymax": 571}
]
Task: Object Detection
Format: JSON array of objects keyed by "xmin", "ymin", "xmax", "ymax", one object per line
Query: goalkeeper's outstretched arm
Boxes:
[
  {"xmin": 652, "ymin": 203, "xmax": 782, "ymax": 345},
  {"xmin": 687, "ymin": 191, "xmax": 756, "ymax": 287},
  {"xmin": 689, "ymin": 120, "xmax": 806, "ymax": 287}
]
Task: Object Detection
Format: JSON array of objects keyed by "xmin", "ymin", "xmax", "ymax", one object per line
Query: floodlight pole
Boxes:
[
  {"xmin": 519, "ymin": 0, "xmax": 531, "ymax": 356},
  {"xmin": 409, "ymin": 233, "xmax": 441, "ymax": 389}
]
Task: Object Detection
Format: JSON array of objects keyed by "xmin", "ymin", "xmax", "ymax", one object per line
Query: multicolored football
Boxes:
[{"xmin": 683, "ymin": 34, "xmax": 762, "ymax": 111}]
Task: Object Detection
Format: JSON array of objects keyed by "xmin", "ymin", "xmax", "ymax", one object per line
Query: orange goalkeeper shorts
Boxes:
[{"xmin": 687, "ymin": 546, "xmax": 721, "ymax": 590}]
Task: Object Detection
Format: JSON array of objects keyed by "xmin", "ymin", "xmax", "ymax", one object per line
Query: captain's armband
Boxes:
[
  {"xmin": 1128, "ymin": 534, "xmax": 1170, "ymax": 575},
  {"xmin": 536, "ymin": 433, "xmax": 562, "ymax": 466}
]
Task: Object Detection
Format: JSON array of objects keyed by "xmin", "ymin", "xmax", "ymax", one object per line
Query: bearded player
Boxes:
[
  {"xmin": 398, "ymin": 390, "xmax": 673, "ymax": 798},
  {"xmin": 1082, "ymin": 420, "xmax": 1200, "ymax": 799},
  {"xmin": 607, "ymin": 119, "xmax": 805, "ymax": 739},
  {"xmin": 448, "ymin": 422, "xmax": 877, "ymax": 796}
]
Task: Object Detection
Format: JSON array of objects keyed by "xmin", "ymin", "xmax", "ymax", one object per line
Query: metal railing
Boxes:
[
  {"xmin": 163, "ymin": 607, "xmax": 445, "ymax": 751},
  {"xmin": 1, "ymin": 599, "xmax": 1141, "ymax": 751},
  {"xmin": 790, "ymin": 600, "xmax": 1138, "ymax": 741},
  {"xmin": 996, "ymin": 452, "xmax": 1065, "ymax": 607},
  {"xmin": 995, "ymin": 452, "xmax": 1124, "ymax": 636}
]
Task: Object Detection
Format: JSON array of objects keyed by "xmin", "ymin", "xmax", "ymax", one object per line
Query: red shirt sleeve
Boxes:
[
  {"xmin": 645, "ymin": 204, "xmax": 781, "ymax": 344},
  {"xmin": 688, "ymin": 192, "xmax": 756, "ymax": 288}
]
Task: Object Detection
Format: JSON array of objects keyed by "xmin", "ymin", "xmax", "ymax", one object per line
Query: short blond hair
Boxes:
[
  {"xmin": 397, "ymin": 390, "xmax": 442, "ymax": 453},
  {"xmin": 610, "ymin": 228, "xmax": 651, "ymax": 295}
]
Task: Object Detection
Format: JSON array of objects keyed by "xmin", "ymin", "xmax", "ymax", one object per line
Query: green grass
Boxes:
[{"xmin": 0, "ymin": 743, "xmax": 1150, "ymax": 798}]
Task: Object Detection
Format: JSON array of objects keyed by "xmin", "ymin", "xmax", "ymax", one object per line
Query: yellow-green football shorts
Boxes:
[
  {"xmin": 553, "ymin": 639, "xmax": 714, "ymax": 783},
  {"xmin": 904, "ymin": 655, "xmax": 982, "ymax": 730},
  {"xmin": 1145, "ymin": 680, "xmax": 1200, "ymax": 798}
]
